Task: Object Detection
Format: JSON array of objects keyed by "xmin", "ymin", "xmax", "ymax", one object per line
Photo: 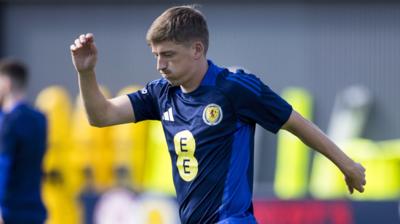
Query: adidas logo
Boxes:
[{"xmin": 162, "ymin": 107, "xmax": 174, "ymax": 121}]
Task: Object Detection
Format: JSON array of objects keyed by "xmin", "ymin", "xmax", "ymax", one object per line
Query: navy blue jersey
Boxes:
[
  {"xmin": 0, "ymin": 103, "xmax": 47, "ymax": 224},
  {"xmin": 128, "ymin": 61, "xmax": 292, "ymax": 224}
]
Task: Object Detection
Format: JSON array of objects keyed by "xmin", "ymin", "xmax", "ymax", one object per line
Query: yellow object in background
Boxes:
[
  {"xmin": 42, "ymin": 178, "xmax": 80, "ymax": 224},
  {"xmin": 35, "ymin": 86, "xmax": 79, "ymax": 224},
  {"xmin": 142, "ymin": 121, "xmax": 176, "ymax": 195},
  {"xmin": 35, "ymin": 84, "xmax": 178, "ymax": 223},
  {"xmin": 112, "ymin": 85, "xmax": 175, "ymax": 195},
  {"xmin": 309, "ymin": 140, "xmax": 367, "ymax": 200},
  {"xmin": 111, "ymin": 85, "xmax": 150, "ymax": 191},
  {"xmin": 347, "ymin": 139, "xmax": 400, "ymax": 200},
  {"xmin": 310, "ymin": 142, "xmax": 353, "ymax": 199},
  {"xmin": 310, "ymin": 138, "xmax": 400, "ymax": 200},
  {"xmin": 377, "ymin": 139, "xmax": 400, "ymax": 199},
  {"xmin": 71, "ymin": 85, "xmax": 115, "ymax": 192},
  {"xmin": 274, "ymin": 87, "xmax": 313, "ymax": 199},
  {"xmin": 35, "ymin": 86, "xmax": 71, "ymax": 173}
]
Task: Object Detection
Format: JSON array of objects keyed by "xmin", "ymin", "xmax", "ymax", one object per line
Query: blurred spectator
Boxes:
[
  {"xmin": 79, "ymin": 166, "xmax": 100, "ymax": 224},
  {"xmin": 0, "ymin": 59, "xmax": 47, "ymax": 224}
]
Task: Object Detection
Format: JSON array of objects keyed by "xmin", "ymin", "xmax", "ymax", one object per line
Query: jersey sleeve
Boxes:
[
  {"xmin": 220, "ymin": 71, "xmax": 293, "ymax": 133},
  {"xmin": 127, "ymin": 80, "xmax": 163, "ymax": 122}
]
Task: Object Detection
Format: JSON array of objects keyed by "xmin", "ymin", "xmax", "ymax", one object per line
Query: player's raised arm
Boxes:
[
  {"xmin": 281, "ymin": 110, "xmax": 366, "ymax": 194},
  {"xmin": 70, "ymin": 33, "xmax": 135, "ymax": 127}
]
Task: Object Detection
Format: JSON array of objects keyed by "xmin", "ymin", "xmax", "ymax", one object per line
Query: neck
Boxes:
[
  {"xmin": 2, "ymin": 92, "xmax": 25, "ymax": 113},
  {"xmin": 180, "ymin": 58, "xmax": 208, "ymax": 93}
]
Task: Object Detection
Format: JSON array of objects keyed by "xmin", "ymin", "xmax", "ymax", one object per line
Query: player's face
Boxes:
[{"xmin": 151, "ymin": 41, "xmax": 197, "ymax": 86}]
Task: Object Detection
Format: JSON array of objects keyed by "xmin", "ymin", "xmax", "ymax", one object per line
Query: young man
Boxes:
[
  {"xmin": 70, "ymin": 5, "xmax": 366, "ymax": 224},
  {"xmin": 0, "ymin": 59, "xmax": 47, "ymax": 224}
]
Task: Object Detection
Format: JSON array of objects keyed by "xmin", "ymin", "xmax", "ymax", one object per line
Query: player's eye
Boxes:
[{"xmin": 162, "ymin": 52, "xmax": 175, "ymax": 58}]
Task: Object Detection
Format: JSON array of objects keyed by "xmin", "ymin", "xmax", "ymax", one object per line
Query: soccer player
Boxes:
[
  {"xmin": 0, "ymin": 59, "xmax": 47, "ymax": 224},
  {"xmin": 70, "ymin": 5, "xmax": 366, "ymax": 224}
]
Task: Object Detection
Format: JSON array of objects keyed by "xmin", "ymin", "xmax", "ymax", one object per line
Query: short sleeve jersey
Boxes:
[{"xmin": 128, "ymin": 61, "xmax": 292, "ymax": 224}]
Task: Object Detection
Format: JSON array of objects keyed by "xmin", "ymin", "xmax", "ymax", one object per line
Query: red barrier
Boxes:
[{"xmin": 254, "ymin": 200, "xmax": 354, "ymax": 224}]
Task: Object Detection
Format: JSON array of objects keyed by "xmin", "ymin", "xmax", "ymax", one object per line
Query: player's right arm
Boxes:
[
  {"xmin": 70, "ymin": 33, "xmax": 135, "ymax": 127},
  {"xmin": 281, "ymin": 110, "xmax": 366, "ymax": 194}
]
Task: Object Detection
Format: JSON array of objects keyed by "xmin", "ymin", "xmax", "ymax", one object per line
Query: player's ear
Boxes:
[
  {"xmin": 0, "ymin": 75, "xmax": 12, "ymax": 93},
  {"xmin": 192, "ymin": 41, "xmax": 204, "ymax": 60}
]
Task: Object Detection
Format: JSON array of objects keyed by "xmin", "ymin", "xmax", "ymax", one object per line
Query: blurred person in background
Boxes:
[
  {"xmin": 70, "ymin": 5, "xmax": 366, "ymax": 224},
  {"xmin": 0, "ymin": 59, "xmax": 47, "ymax": 224}
]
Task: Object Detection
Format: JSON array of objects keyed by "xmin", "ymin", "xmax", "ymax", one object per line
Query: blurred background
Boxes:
[{"xmin": 1, "ymin": 0, "xmax": 400, "ymax": 223}]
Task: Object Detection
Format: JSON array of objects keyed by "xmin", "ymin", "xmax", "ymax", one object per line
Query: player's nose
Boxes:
[{"xmin": 157, "ymin": 57, "xmax": 167, "ymax": 72}]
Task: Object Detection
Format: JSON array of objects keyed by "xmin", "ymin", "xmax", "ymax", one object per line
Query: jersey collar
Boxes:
[{"xmin": 200, "ymin": 60, "xmax": 224, "ymax": 87}]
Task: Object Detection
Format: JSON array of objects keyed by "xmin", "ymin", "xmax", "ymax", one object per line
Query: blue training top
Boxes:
[
  {"xmin": 0, "ymin": 103, "xmax": 47, "ymax": 224},
  {"xmin": 128, "ymin": 60, "xmax": 292, "ymax": 224}
]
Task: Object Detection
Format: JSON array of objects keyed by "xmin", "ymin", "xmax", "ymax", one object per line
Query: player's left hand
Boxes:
[{"xmin": 344, "ymin": 162, "xmax": 366, "ymax": 194}]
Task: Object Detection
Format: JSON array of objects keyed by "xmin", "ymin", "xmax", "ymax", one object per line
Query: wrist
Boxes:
[
  {"xmin": 78, "ymin": 69, "xmax": 95, "ymax": 76},
  {"xmin": 341, "ymin": 159, "xmax": 358, "ymax": 176}
]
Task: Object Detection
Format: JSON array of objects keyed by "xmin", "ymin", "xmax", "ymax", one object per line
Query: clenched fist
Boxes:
[{"xmin": 70, "ymin": 33, "xmax": 98, "ymax": 74}]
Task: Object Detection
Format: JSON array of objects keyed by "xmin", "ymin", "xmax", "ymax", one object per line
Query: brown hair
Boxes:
[
  {"xmin": 0, "ymin": 58, "xmax": 28, "ymax": 90},
  {"xmin": 146, "ymin": 5, "xmax": 209, "ymax": 54}
]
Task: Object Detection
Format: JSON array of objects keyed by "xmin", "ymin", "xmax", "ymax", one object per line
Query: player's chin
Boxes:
[
  {"xmin": 164, "ymin": 76, "xmax": 180, "ymax": 86},
  {"xmin": 166, "ymin": 79, "xmax": 180, "ymax": 86}
]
